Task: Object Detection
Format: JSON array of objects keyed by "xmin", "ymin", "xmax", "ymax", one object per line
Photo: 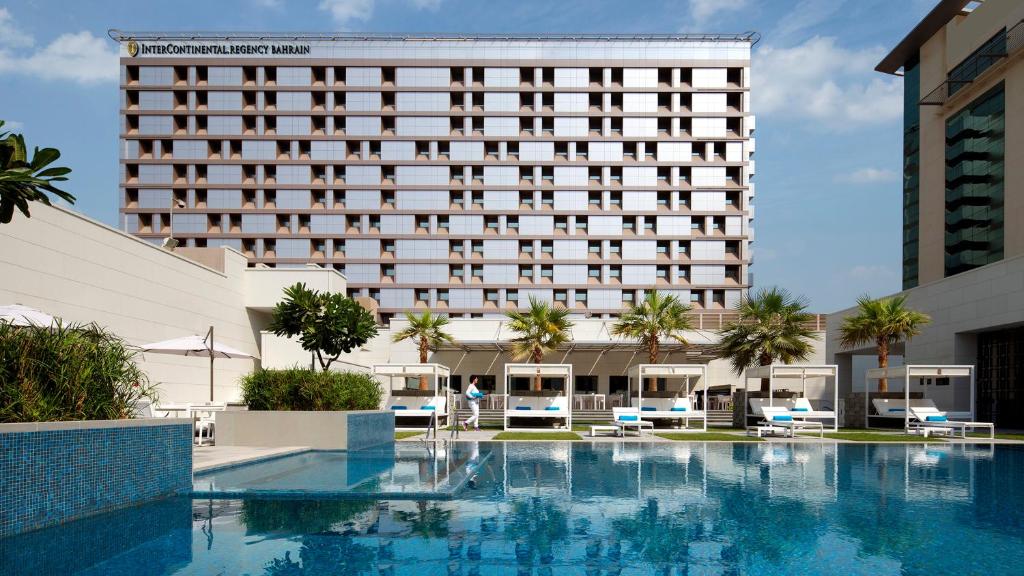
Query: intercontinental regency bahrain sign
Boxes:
[{"xmin": 124, "ymin": 40, "xmax": 312, "ymax": 57}]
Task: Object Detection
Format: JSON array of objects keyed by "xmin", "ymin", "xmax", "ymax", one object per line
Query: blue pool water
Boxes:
[{"xmin": 2, "ymin": 442, "xmax": 1023, "ymax": 575}]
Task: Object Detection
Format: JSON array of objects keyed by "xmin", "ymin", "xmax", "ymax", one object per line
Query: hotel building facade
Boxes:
[
  {"xmin": 828, "ymin": 0, "xmax": 1024, "ymax": 428},
  {"xmin": 112, "ymin": 32, "xmax": 757, "ymax": 322}
]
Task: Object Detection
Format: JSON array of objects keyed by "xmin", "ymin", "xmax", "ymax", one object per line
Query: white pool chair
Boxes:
[
  {"xmin": 504, "ymin": 395, "xmax": 570, "ymax": 429},
  {"xmin": 637, "ymin": 397, "xmax": 705, "ymax": 428},
  {"xmin": 612, "ymin": 407, "xmax": 653, "ymax": 437},
  {"xmin": 388, "ymin": 394, "xmax": 448, "ymax": 429},
  {"xmin": 909, "ymin": 406, "xmax": 993, "ymax": 439},
  {"xmin": 759, "ymin": 406, "xmax": 823, "ymax": 438},
  {"xmin": 791, "ymin": 397, "xmax": 836, "ymax": 420}
]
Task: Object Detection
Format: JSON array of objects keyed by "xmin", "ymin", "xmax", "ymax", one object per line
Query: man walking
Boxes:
[{"xmin": 463, "ymin": 376, "xmax": 485, "ymax": 431}]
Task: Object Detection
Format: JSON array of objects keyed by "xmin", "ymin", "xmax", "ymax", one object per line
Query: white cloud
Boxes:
[
  {"xmin": 0, "ymin": 10, "xmax": 118, "ymax": 84},
  {"xmin": 837, "ymin": 167, "xmax": 900, "ymax": 184},
  {"xmin": 0, "ymin": 8, "xmax": 33, "ymax": 48},
  {"xmin": 754, "ymin": 36, "xmax": 902, "ymax": 129},
  {"xmin": 0, "ymin": 32, "xmax": 118, "ymax": 84},
  {"xmin": 687, "ymin": 0, "xmax": 748, "ymax": 26},
  {"xmin": 318, "ymin": 0, "xmax": 375, "ymax": 25},
  {"xmin": 251, "ymin": 0, "xmax": 282, "ymax": 7}
]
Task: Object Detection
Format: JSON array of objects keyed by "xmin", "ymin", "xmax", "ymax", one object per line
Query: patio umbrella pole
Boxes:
[{"xmin": 207, "ymin": 325, "xmax": 215, "ymax": 402}]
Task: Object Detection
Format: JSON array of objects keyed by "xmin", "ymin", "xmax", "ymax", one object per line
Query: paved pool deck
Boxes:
[{"xmin": 193, "ymin": 445, "xmax": 309, "ymax": 473}]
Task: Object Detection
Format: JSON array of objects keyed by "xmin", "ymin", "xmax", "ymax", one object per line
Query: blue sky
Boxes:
[{"xmin": 0, "ymin": 0, "xmax": 936, "ymax": 312}]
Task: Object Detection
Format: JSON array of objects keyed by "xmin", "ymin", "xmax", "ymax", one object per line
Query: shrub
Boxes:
[
  {"xmin": 241, "ymin": 367, "xmax": 382, "ymax": 411},
  {"xmin": 0, "ymin": 322, "xmax": 155, "ymax": 423}
]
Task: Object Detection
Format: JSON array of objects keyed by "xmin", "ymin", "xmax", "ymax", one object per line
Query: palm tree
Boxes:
[
  {"xmin": 391, "ymin": 311, "xmax": 455, "ymax": 390},
  {"xmin": 838, "ymin": 295, "xmax": 930, "ymax": 392},
  {"xmin": 505, "ymin": 297, "xmax": 574, "ymax": 391},
  {"xmin": 611, "ymin": 291, "xmax": 693, "ymax": 391},
  {"xmin": 1, "ymin": 120, "xmax": 74, "ymax": 224},
  {"xmin": 717, "ymin": 286, "xmax": 817, "ymax": 392}
]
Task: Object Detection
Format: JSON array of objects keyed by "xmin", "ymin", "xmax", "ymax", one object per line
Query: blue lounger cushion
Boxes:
[
  {"xmin": 544, "ymin": 406, "xmax": 560, "ymax": 411},
  {"xmin": 888, "ymin": 408, "xmax": 905, "ymax": 412},
  {"xmin": 641, "ymin": 406, "xmax": 656, "ymax": 412},
  {"xmin": 618, "ymin": 415, "xmax": 638, "ymax": 421},
  {"xmin": 791, "ymin": 407, "xmax": 809, "ymax": 412},
  {"xmin": 392, "ymin": 405, "xmax": 407, "ymax": 410},
  {"xmin": 515, "ymin": 406, "xmax": 530, "ymax": 410},
  {"xmin": 926, "ymin": 415, "xmax": 948, "ymax": 422},
  {"xmin": 772, "ymin": 415, "xmax": 793, "ymax": 422},
  {"xmin": 421, "ymin": 405, "xmax": 435, "ymax": 410},
  {"xmin": 670, "ymin": 407, "xmax": 687, "ymax": 412}
]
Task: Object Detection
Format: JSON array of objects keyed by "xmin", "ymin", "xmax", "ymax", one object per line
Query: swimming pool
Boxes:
[{"xmin": 2, "ymin": 442, "xmax": 1022, "ymax": 575}]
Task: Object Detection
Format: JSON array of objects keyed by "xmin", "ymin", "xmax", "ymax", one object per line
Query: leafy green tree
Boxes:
[
  {"xmin": 0, "ymin": 120, "xmax": 73, "ymax": 223},
  {"xmin": 269, "ymin": 283, "xmax": 378, "ymax": 371},
  {"xmin": 392, "ymin": 501, "xmax": 453, "ymax": 539},
  {"xmin": 611, "ymin": 291, "xmax": 693, "ymax": 391},
  {"xmin": 505, "ymin": 297, "xmax": 574, "ymax": 391},
  {"xmin": 391, "ymin": 311, "xmax": 455, "ymax": 390},
  {"xmin": 717, "ymin": 287, "xmax": 817, "ymax": 392},
  {"xmin": 839, "ymin": 294, "xmax": 930, "ymax": 392}
]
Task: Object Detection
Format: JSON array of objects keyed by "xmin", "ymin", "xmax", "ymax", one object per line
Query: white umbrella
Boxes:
[
  {"xmin": 0, "ymin": 304, "xmax": 56, "ymax": 327},
  {"xmin": 139, "ymin": 326, "xmax": 255, "ymax": 401}
]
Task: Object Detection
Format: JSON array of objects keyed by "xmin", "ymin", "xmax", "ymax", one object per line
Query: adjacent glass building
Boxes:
[{"xmin": 113, "ymin": 33, "xmax": 757, "ymax": 321}]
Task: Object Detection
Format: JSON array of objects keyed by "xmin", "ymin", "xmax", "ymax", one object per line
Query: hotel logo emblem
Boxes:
[{"xmin": 127, "ymin": 39, "xmax": 138, "ymax": 57}]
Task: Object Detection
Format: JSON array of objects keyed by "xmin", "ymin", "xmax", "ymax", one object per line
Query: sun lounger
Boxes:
[
  {"xmin": 909, "ymin": 406, "xmax": 993, "ymax": 439},
  {"xmin": 636, "ymin": 397, "xmax": 705, "ymax": 428},
  {"xmin": 388, "ymin": 395, "xmax": 449, "ymax": 429},
  {"xmin": 758, "ymin": 406, "xmax": 824, "ymax": 438},
  {"xmin": 505, "ymin": 395, "xmax": 570, "ymax": 429},
  {"xmin": 612, "ymin": 407, "xmax": 654, "ymax": 437}
]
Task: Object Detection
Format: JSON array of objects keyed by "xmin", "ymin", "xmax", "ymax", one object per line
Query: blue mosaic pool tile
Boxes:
[
  {"xmin": 0, "ymin": 421, "xmax": 192, "ymax": 537},
  {"xmin": 346, "ymin": 411, "xmax": 395, "ymax": 451}
]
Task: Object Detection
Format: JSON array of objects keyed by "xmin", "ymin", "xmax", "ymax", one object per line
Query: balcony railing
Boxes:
[{"xmin": 921, "ymin": 19, "xmax": 1023, "ymax": 106}]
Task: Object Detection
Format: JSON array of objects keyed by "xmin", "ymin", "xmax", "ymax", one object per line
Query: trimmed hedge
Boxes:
[
  {"xmin": 0, "ymin": 322, "xmax": 154, "ymax": 423},
  {"xmin": 241, "ymin": 367, "xmax": 382, "ymax": 411}
]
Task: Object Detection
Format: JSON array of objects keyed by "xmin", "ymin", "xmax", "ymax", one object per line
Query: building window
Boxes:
[{"xmin": 944, "ymin": 83, "xmax": 1004, "ymax": 277}]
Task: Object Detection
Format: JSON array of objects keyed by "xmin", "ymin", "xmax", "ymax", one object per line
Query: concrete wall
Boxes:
[
  {"xmin": 827, "ymin": 254, "xmax": 1024, "ymax": 412},
  {"xmin": 0, "ymin": 419, "xmax": 192, "ymax": 537},
  {"xmin": 216, "ymin": 410, "xmax": 394, "ymax": 450},
  {"xmin": 0, "ymin": 204, "xmax": 347, "ymax": 403}
]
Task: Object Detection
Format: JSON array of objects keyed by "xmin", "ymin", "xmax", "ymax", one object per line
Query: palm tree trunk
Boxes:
[
  {"xmin": 877, "ymin": 338, "xmax": 889, "ymax": 393},
  {"xmin": 418, "ymin": 337, "xmax": 429, "ymax": 390},
  {"xmin": 533, "ymin": 347, "xmax": 543, "ymax": 391},
  {"xmin": 646, "ymin": 337, "xmax": 659, "ymax": 392},
  {"xmin": 759, "ymin": 352, "xmax": 772, "ymax": 393}
]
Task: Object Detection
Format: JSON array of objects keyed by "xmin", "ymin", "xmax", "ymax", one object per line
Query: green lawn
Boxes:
[
  {"xmin": 656, "ymin": 432, "xmax": 762, "ymax": 442},
  {"xmin": 395, "ymin": 431, "xmax": 423, "ymax": 440},
  {"xmin": 968, "ymin": 432, "xmax": 1024, "ymax": 441},
  {"xmin": 492, "ymin": 432, "xmax": 582, "ymax": 441},
  {"xmin": 805, "ymin": 432, "xmax": 945, "ymax": 442}
]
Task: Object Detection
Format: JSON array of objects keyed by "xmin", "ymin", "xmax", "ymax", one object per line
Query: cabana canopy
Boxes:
[
  {"xmin": 626, "ymin": 364, "xmax": 708, "ymax": 431},
  {"xmin": 373, "ymin": 363, "xmax": 451, "ymax": 380},
  {"xmin": 742, "ymin": 364, "xmax": 839, "ymax": 431},
  {"xmin": 864, "ymin": 364, "xmax": 974, "ymax": 430},
  {"xmin": 375, "ymin": 363, "xmax": 452, "ymax": 431},
  {"xmin": 503, "ymin": 363, "xmax": 573, "ymax": 430}
]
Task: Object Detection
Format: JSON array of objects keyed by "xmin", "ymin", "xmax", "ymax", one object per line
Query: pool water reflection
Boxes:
[{"xmin": 2, "ymin": 442, "xmax": 1022, "ymax": 576}]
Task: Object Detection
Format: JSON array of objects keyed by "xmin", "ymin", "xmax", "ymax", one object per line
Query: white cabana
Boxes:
[
  {"xmin": 140, "ymin": 326, "xmax": 255, "ymax": 401},
  {"xmin": 503, "ymin": 363, "xmax": 572, "ymax": 430},
  {"xmin": 743, "ymin": 364, "xmax": 839, "ymax": 431},
  {"xmin": 864, "ymin": 365, "xmax": 976, "ymax": 431},
  {"xmin": 375, "ymin": 363, "xmax": 451, "ymax": 430},
  {"xmin": 0, "ymin": 304, "xmax": 57, "ymax": 327},
  {"xmin": 626, "ymin": 364, "xmax": 708, "ymax": 431}
]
